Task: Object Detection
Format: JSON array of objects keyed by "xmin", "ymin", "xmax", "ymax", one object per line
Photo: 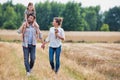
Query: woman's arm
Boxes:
[
  {"xmin": 55, "ymin": 29, "xmax": 65, "ymax": 40},
  {"xmin": 56, "ymin": 33, "xmax": 65, "ymax": 40},
  {"xmin": 41, "ymin": 30, "xmax": 50, "ymax": 49}
]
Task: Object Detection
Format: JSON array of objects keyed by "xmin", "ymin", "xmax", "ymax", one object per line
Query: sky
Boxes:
[{"xmin": 0, "ymin": 0, "xmax": 120, "ymax": 12}]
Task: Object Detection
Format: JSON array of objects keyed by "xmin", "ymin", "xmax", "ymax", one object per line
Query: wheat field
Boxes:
[
  {"xmin": 0, "ymin": 30, "xmax": 120, "ymax": 80},
  {"xmin": 0, "ymin": 30, "xmax": 120, "ymax": 43}
]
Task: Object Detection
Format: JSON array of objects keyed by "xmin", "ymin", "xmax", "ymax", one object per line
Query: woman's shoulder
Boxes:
[{"xmin": 59, "ymin": 27, "xmax": 64, "ymax": 31}]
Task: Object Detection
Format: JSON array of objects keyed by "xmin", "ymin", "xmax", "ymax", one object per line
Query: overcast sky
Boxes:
[{"xmin": 0, "ymin": 0, "xmax": 120, "ymax": 12}]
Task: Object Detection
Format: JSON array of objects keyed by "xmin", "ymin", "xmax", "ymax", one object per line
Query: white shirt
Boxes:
[{"xmin": 46, "ymin": 27, "xmax": 65, "ymax": 48}]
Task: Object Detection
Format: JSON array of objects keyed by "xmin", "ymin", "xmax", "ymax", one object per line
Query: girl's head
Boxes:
[
  {"xmin": 53, "ymin": 17, "xmax": 63, "ymax": 27},
  {"xmin": 27, "ymin": 2, "xmax": 34, "ymax": 11}
]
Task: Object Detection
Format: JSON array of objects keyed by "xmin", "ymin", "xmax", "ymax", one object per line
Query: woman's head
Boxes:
[
  {"xmin": 27, "ymin": 2, "xmax": 34, "ymax": 11},
  {"xmin": 53, "ymin": 17, "xmax": 63, "ymax": 27}
]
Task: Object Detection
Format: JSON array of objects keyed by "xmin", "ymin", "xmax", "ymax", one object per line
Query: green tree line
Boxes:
[{"xmin": 0, "ymin": 0, "xmax": 120, "ymax": 31}]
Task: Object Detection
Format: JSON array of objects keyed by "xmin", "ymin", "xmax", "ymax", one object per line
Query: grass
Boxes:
[
  {"xmin": 0, "ymin": 30, "xmax": 120, "ymax": 43},
  {"xmin": 63, "ymin": 43, "xmax": 120, "ymax": 80},
  {"xmin": 0, "ymin": 42, "xmax": 120, "ymax": 80},
  {"xmin": 0, "ymin": 30, "xmax": 120, "ymax": 80},
  {"xmin": 63, "ymin": 66, "xmax": 85, "ymax": 80}
]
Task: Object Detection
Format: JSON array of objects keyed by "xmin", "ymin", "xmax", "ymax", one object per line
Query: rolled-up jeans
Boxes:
[
  {"xmin": 49, "ymin": 46, "xmax": 61, "ymax": 73},
  {"xmin": 23, "ymin": 44, "xmax": 36, "ymax": 72}
]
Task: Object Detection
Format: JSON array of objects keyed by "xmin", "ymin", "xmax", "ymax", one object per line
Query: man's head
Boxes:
[{"xmin": 27, "ymin": 14, "xmax": 36, "ymax": 24}]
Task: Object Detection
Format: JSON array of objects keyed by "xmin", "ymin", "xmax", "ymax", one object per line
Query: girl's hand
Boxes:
[{"xmin": 41, "ymin": 43, "xmax": 45, "ymax": 49}]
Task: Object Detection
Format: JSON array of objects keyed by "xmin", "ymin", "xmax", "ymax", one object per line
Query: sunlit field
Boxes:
[
  {"xmin": 0, "ymin": 30, "xmax": 120, "ymax": 80},
  {"xmin": 0, "ymin": 30, "xmax": 120, "ymax": 43}
]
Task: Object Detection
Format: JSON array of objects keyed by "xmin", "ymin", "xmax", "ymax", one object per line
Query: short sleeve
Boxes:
[{"xmin": 61, "ymin": 28, "xmax": 65, "ymax": 40}]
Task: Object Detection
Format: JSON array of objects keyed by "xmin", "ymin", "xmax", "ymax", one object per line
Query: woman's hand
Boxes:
[
  {"xmin": 55, "ymin": 28, "xmax": 59, "ymax": 33},
  {"xmin": 41, "ymin": 43, "xmax": 45, "ymax": 49},
  {"xmin": 55, "ymin": 29, "xmax": 59, "ymax": 39},
  {"xmin": 55, "ymin": 33, "xmax": 65, "ymax": 40}
]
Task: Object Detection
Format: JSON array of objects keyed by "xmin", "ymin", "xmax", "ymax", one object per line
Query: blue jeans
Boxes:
[
  {"xmin": 23, "ymin": 44, "xmax": 36, "ymax": 72},
  {"xmin": 49, "ymin": 46, "xmax": 61, "ymax": 73}
]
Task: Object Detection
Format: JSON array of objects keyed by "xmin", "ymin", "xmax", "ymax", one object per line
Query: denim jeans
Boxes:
[
  {"xmin": 49, "ymin": 46, "xmax": 61, "ymax": 73},
  {"xmin": 23, "ymin": 44, "xmax": 36, "ymax": 72}
]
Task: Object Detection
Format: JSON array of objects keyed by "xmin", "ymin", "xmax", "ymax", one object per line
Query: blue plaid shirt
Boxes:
[{"xmin": 22, "ymin": 25, "xmax": 38, "ymax": 47}]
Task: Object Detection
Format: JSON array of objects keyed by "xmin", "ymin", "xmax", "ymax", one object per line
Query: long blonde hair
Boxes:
[{"xmin": 27, "ymin": 2, "xmax": 35, "ymax": 11}]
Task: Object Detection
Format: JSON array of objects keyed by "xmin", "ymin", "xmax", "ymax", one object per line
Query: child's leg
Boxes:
[
  {"xmin": 34, "ymin": 21, "xmax": 42, "ymax": 39},
  {"xmin": 17, "ymin": 25, "xmax": 23, "ymax": 34},
  {"xmin": 17, "ymin": 21, "xmax": 27, "ymax": 34}
]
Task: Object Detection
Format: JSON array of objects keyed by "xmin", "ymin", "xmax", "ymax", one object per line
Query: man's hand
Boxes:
[{"xmin": 41, "ymin": 43, "xmax": 45, "ymax": 50}]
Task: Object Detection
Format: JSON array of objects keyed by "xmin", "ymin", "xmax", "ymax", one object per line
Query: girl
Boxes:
[
  {"xmin": 17, "ymin": 2, "xmax": 38, "ymax": 34},
  {"xmin": 41, "ymin": 17, "xmax": 65, "ymax": 74}
]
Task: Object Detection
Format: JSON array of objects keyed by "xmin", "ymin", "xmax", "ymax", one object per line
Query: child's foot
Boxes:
[{"xmin": 17, "ymin": 30, "xmax": 21, "ymax": 34}]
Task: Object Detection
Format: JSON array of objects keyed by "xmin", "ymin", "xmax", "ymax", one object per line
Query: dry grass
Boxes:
[
  {"xmin": 0, "ymin": 30, "xmax": 120, "ymax": 43},
  {"xmin": 0, "ymin": 42, "xmax": 120, "ymax": 80},
  {"xmin": 62, "ymin": 43, "xmax": 120, "ymax": 80},
  {"xmin": 0, "ymin": 30, "xmax": 120, "ymax": 80},
  {"xmin": 65, "ymin": 31, "xmax": 120, "ymax": 43},
  {"xmin": 0, "ymin": 42, "xmax": 75, "ymax": 80}
]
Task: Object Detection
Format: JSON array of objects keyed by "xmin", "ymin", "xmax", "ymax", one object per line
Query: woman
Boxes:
[{"xmin": 41, "ymin": 17, "xmax": 65, "ymax": 74}]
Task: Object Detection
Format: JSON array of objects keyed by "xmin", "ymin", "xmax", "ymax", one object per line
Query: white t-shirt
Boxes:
[{"xmin": 46, "ymin": 27, "xmax": 65, "ymax": 48}]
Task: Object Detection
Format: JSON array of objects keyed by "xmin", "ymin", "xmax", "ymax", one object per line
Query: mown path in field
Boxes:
[
  {"xmin": 0, "ymin": 42, "xmax": 120, "ymax": 80},
  {"xmin": 0, "ymin": 42, "xmax": 84, "ymax": 80}
]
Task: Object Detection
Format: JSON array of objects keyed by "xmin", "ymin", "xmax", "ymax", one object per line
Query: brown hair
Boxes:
[
  {"xmin": 27, "ymin": 2, "xmax": 34, "ymax": 11},
  {"xmin": 54, "ymin": 17, "xmax": 63, "ymax": 26},
  {"xmin": 27, "ymin": 13, "xmax": 36, "ymax": 19}
]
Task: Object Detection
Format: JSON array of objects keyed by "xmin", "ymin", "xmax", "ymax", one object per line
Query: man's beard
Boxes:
[{"xmin": 28, "ymin": 20, "xmax": 33, "ymax": 24}]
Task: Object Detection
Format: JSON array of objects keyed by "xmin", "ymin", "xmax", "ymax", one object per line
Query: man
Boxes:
[{"xmin": 21, "ymin": 14, "xmax": 42, "ymax": 76}]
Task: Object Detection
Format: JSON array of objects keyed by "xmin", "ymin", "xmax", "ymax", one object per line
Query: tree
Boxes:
[
  {"xmin": 2, "ymin": 6, "xmax": 17, "ymax": 29},
  {"xmin": 95, "ymin": 6, "xmax": 103, "ymax": 31},
  {"xmin": 0, "ymin": 4, "xmax": 3, "ymax": 28},
  {"xmin": 104, "ymin": 6, "xmax": 120, "ymax": 31},
  {"xmin": 96, "ymin": 13, "xmax": 104, "ymax": 31},
  {"xmin": 80, "ymin": 7, "xmax": 90, "ymax": 31},
  {"xmin": 2, "ymin": 0, "xmax": 13, "ymax": 11},
  {"xmin": 100, "ymin": 24, "xmax": 109, "ymax": 31},
  {"xmin": 14, "ymin": 4, "xmax": 25, "ymax": 28},
  {"xmin": 2, "ymin": 21, "xmax": 16, "ymax": 29},
  {"xmin": 50, "ymin": 1, "xmax": 65, "ymax": 25},
  {"xmin": 84, "ymin": 7, "xmax": 98, "ymax": 31},
  {"xmin": 36, "ymin": 1, "xmax": 51, "ymax": 30},
  {"xmin": 62, "ymin": 2, "xmax": 82, "ymax": 31},
  {"xmin": 1, "ymin": 0, "xmax": 118, "ymax": 31}
]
